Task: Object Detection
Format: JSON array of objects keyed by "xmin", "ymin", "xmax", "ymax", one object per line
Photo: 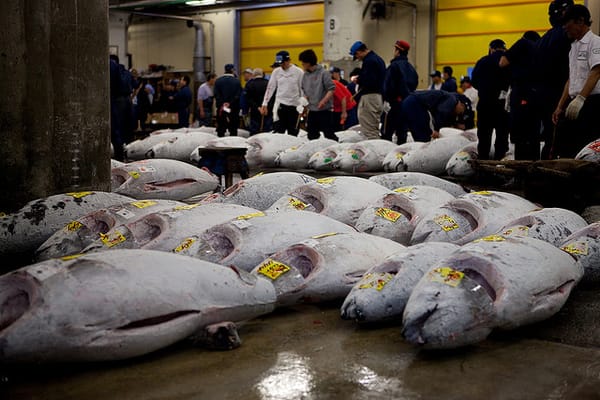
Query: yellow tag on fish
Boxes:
[
  {"xmin": 131, "ymin": 200, "xmax": 158, "ymax": 209},
  {"xmin": 60, "ymin": 254, "xmax": 84, "ymax": 261},
  {"xmin": 475, "ymin": 235, "xmax": 506, "ymax": 242},
  {"xmin": 471, "ymin": 190, "xmax": 492, "ymax": 195},
  {"xmin": 174, "ymin": 237, "xmax": 196, "ymax": 253},
  {"xmin": 65, "ymin": 220, "xmax": 83, "ymax": 232},
  {"xmin": 502, "ymin": 226, "xmax": 529, "ymax": 236},
  {"xmin": 311, "ymin": 232, "xmax": 339, "ymax": 239},
  {"xmin": 317, "ymin": 177, "xmax": 336, "ymax": 185},
  {"xmin": 561, "ymin": 241, "xmax": 589, "ymax": 256},
  {"xmin": 374, "ymin": 207, "xmax": 403, "ymax": 222},
  {"xmin": 393, "ymin": 187, "xmax": 415, "ymax": 193},
  {"xmin": 173, "ymin": 203, "xmax": 201, "ymax": 211},
  {"xmin": 100, "ymin": 231, "xmax": 126, "ymax": 247},
  {"xmin": 66, "ymin": 191, "xmax": 93, "ymax": 199},
  {"xmin": 395, "ymin": 153, "xmax": 404, "ymax": 160},
  {"xmin": 358, "ymin": 272, "xmax": 394, "ymax": 291},
  {"xmin": 289, "ymin": 198, "xmax": 308, "ymax": 210},
  {"xmin": 128, "ymin": 171, "xmax": 140, "ymax": 179},
  {"xmin": 236, "ymin": 211, "xmax": 265, "ymax": 220},
  {"xmin": 252, "ymin": 172, "xmax": 264, "ymax": 178},
  {"xmin": 434, "ymin": 214, "xmax": 459, "ymax": 232},
  {"xmin": 257, "ymin": 259, "xmax": 291, "ymax": 280},
  {"xmin": 429, "ymin": 267, "xmax": 464, "ymax": 287}
]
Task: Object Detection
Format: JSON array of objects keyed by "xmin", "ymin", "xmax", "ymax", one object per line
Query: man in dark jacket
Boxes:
[
  {"xmin": 441, "ymin": 66, "xmax": 458, "ymax": 92},
  {"xmin": 214, "ymin": 64, "xmax": 243, "ymax": 137},
  {"xmin": 381, "ymin": 39, "xmax": 418, "ymax": 143},
  {"xmin": 399, "ymin": 90, "xmax": 472, "ymax": 142},
  {"xmin": 471, "ymin": 39, "xmax": 511, "ymax": 160},
  {"xmin": 173, "ymin": 75, "xmax": 192, "ymax": 128},
  {"xmin": 244, "ymin": 68, "xmax": 272, "ymax": 135}
]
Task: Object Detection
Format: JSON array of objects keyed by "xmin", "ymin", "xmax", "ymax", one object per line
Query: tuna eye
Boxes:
[{"xmin": 463, "ymin": 269, "xmax": 496, "ymax": 301}]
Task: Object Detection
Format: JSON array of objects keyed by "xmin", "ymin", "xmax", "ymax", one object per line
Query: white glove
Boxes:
[
  {"xmin": 382, "ymin": 101, "xmax": 391, "ymax": 113},
  {"xmin": 298, "ymin": 97, "xmax": 309, "ymax": 107},
  {"xmin": 296, "ymin": 105, "xmax": 305, "ymax": 114},
  {"xmin": 565, "ymin": 95, "xmax": 585, "ymax": 120}
]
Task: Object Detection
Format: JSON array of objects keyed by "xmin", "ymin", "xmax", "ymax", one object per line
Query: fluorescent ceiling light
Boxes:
[{"xmin": 185, "ymin": 0, "xmax": 216, "ymax": 5}]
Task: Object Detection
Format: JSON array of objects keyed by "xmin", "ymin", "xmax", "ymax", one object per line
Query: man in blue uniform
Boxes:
[
  {"xmin": 381, "ymin": 39, "xmax": 418, "ymax": 144},
  {"xmin": 441, "ymin": 66, "xmax": 458, "ymax": 92},
  {"xmin": 471, "ymin": 39, "xmax": 511, "ymax": 160},
  {"xmin": 173, "ymin": 75, "xmax": 192, "ymax": 128},
  {"xmin": 214, "ymin": 64, "xmax": 243, "ymax": 137}
]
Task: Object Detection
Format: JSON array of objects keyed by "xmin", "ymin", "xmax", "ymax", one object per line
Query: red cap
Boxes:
[{"xmin": 395, "ymin": 40, "xmax": 410, "ymax": 51}]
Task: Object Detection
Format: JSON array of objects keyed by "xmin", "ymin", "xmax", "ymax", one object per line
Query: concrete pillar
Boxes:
[{"xmin": 0, "ymin": 0, "xmax": 110, "ymax": 212}]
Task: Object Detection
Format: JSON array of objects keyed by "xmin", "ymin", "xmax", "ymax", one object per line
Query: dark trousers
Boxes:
[
  {"xmin": 306, "ymin": 110, "xmax": 337, "ymax": 141},
  {"xmin": 509, "ymin": 87, "xmax": 540, "ymax": 160},
  {"xmin": 477, "ymin": 100, "xmax": 509, "ymax": 160},
  {"xmin": 553, "ymin": 94, "xmax": 600, "ymax": 158},
  {"xmin": 275, "ymin": 104, "xmax": 299, "ymax": 136},
  {"xmin": 249, "ymin": 107, "xmax": 272, "ymax": 135},
  {"xmin": 399, "ymin": 96, "xmax": 432, "ymax": 142},
  {"xmin": 381, "ymin": 101, "xmax": 405, "ymax": 143},
  {"xmin": 216, "ymin": 105, "xmax": 240, "ymax": 137},
  {"xmin": 535, "ymin": 87, "xmax": 563, "ymax": 160}
]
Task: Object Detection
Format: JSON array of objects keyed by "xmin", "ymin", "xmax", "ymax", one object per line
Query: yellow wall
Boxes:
[
  {"xmin": 240, "ymin": 3, "xmax": 324, "ymax": 74},
  {"xmin": 434, "ymin": 0, "xmax": 584, "ymax": 79}
]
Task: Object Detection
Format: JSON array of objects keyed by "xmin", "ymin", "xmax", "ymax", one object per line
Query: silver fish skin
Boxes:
[
  {"xmin": 202, "ymin": 172, "xmax": 316, "ymax": 211},
  {"xmin": 410, "ymin": 190, "xmax": 538, "ymax": 245},
  {"xmin": 402, "ymin": 236, "xmax": 583, "ymax": 349},
  {"xmin": 369, "ymin": 172, "xmax": 469, "ymax": 197},
  {"xmin": 34, "ymin": 199, "xmax": 184, "ymax": 261},
  {"xmin": 148, "ymin": 132, "xmax": 216, "ymax": 161},
  {"xmin": 498, "ymin": 207, "xmax": 588, "ymax": 247},
  {"xmin": 559, "ymin": 222, "xmax": 600, "ymax": 285},
  {"xmin": 575, "ymin": 139, "xmax": 600, "ymax": 162},
  {"xmin": 124, "ymin": 131, "xmax": 181, "ymax": 161},
  {"xmin": 194, "ymin": 210, "xmax": 357, "ymax": 272},
  {"xmin": 341, "ymin": 242, "xmax": 459, "ymax": 323},
  {"xmin": 112, "ymin": 158, "xmax": 219, "ymax": 200},
  {"xmin": 251, "ymin": 232, "xmax": 406, "ymax": 307},
  {"xmin": 307, "ymin": 143, "xmax": 353, "ymax": 171},
  {"xmin": 330, "ymin": 139, "xmax": 395, "ymax": 172},
  {"xmin": 334, "ymin": 129, "xmax": 369, "ymax": 143},
  {"xmin": 275, "ymin": 138, "xmax": 338, "ymax": 169},
  {"xmin": 245, "ymin": 133, "xmax": 307, "ymax": 168},
  {"xmin": 382, "ymin": 142, "xmax": 426, "ymax": 172},
  {"xmin": 355, "ymin": 185, "xmax": 455, "ymax": 244},
  {"xmin": 445, "ymin": 144, "xmax": 478, "ymax": 178},
  {"xmin": 80, "ymin": 203, "xmax": 259, "ymax": 254},
  {"xmin": 190, "ymin": 137, "xmax": 249, "ymax": 164},
  {"xmin": 397, "ymin": 132, "xmax": 477, "ymax": 175},
  {"xmin": 0, "ymin": 249, "xmax": 276, "ymax": 363},
  {"xmin": 268, "ymin": 176, "xmax": 391, "ymax": 227},
  {"xmin": 0, "ymin": 191, "xmax": 133, "ymax": 258}
]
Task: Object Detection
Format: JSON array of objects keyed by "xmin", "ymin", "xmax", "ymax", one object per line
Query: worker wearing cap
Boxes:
[
  {"xmin": 260, "ymin": 50, "xmax": 305, "ymax": 136},
  {"xmin": 472, "ymin": 39, "xmax": 511, "ymax": 160},
  {"xmin": 552, "ymin": 4, "xmax": 600, "ymax": 158},
  {"xmin": 348, "ymin": 41, "xmax": 386, "ymax": 139},
  {"xmin": 535, "ymin": 0, "xmax": 574, "ymax": 159},
  {"xmin": 381, "ymin": 39, "xmax": 418, "ymax": 143},
  {"xmin": 429, "ymin": 70, "xmax": 443, "ymax": 90}
]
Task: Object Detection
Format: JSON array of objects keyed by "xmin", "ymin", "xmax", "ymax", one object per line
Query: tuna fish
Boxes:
[
  {"xmin": 397, "ymin": 132, "xmax": 477, "ymax": 175},
  {"xmin": 202, "ymin": 172, "xmax": 316, "ymax": 211},
  {"xmin": 560, "ymin": 222, "xmax": 600, "ymax": 285},
  {"xmin": 335, "ymin": 129, "xmax": 369, "ymax": 143},
  {"xmin": 268, "ymin": 176, "xmax": 391, "ymax": 227},
  {"xmin": 410, "ymin": 190, "xmax": 538, "ymax": 245},
  {"xmin": 245, "ymin": 133, "xmax": 307, "ymax": 168},
  {"xmin": 193, "ymin": 211, "xmax": 357, "ymax": 271},
  {"xmin": 330, "ymin": 139, "xmax": 395, "ymax": 172},
  {"xmin": 251, "ymin": 232, "xmax": 405, "ymax": 307},
  {"xmin": 81, "ymin": 203, "xmax": 259, "ymax": 255},
  {"xmin": 402, "ymin": 235, "xmax": 583, "ymax": 349},
  {"xmin": 575, "ymin": 139, "xmax": 600, "ymax": 162},
  {"xmin": 497, "ymin": 207, "xmax": 588, "ymax": 247},
  {"xmin": 445, "ymin": 144, "xmax": 478, "ymax": 179},
  {"xmin": 341, "ymin": 242, "xmax": 460, "ymax": 323},
  {"xmin": 369, "ymin": 172, "xmax": 469, "ymax": 197},
  {"xmin": 34, "ymin": 199, "xmax": 184, "ymax": 261},
  {"xmin": 148, "ymin": 132, "xmax": 217, "ymax": 162},
  {"xmin": 0, "ymin": 249, "xmax": 276, "ymax": 362},
  {"xmin": 274, "ymin": 138, "xmax": 338, "ymax": 169},
  {"xmin": 307, "ymin": 143, "xmax": 353, "ymax": 171},
  {"xmin": 438, "ymin": 127, "xmax": 465, "ymax": 137},
  {"xmin": 111, "ymin": 159, "xmax": 126, "ymax": 169},
  {"xmin": 189, "ymin": 136, "xmax": 249, "ymax": 164},
  {"xmin": 111, "ymin": 159, "xmax": 219, "ymax": 200},
  {"xmin": 354, "ymin": 185, "xmax": 455, "ymax": 244},
  {"xmin": 0, "ymin": 191, "xmax": 133, "ymax": 258},
  {"xmin": 382, "ymin": 142, "xmax": 426, "ymax": 172},
  {"xmin": 124, "ymin": 131, "xmax": 182, "ymax": 161}
]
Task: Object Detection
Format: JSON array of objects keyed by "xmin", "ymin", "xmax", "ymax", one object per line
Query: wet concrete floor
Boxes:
[{"xmin": 2, "ymin": 303, "xmax": 600, "ymax": 400}]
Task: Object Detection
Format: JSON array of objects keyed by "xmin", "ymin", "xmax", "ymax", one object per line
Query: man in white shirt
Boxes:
[
  {"xmin": 552, "ymin": 4, "xmax": 600, "ymax": 158},
  {"xmin": 260, "ymin": 50, "xmax": 305, "ymax": 136}
]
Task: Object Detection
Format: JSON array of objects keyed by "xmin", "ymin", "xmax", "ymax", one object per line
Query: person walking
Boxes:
[
  {"xmin": 197, "ymin": 73, "xmax": 217, "ymax": 127},
  {"xmin": 348, "ymin": 41, "xmax": 386, "ymax": 139}
]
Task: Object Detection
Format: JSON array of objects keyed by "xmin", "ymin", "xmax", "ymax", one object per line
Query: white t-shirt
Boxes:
[
  {"xmin": 568, "ymin": 29, "xmax": 600, "ymax": 97},
  {"xmin": 262, "ymin": 64, "xmax": 304, "ymax": 107}
]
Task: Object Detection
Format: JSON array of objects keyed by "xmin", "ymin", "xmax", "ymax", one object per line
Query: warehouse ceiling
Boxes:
[{"xmin": 109, "ymin": 0, "xmax": 319, "ymax": 14}]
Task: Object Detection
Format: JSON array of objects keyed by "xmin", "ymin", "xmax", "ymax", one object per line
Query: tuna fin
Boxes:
[{"xmin": 188, "ymin": 321, "xmax": 241, "ymax": 350}]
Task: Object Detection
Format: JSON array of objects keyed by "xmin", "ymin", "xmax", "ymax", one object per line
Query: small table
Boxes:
[{"xmin": 195, "ymin": 146, "xmax": 249, "ymax": 188}]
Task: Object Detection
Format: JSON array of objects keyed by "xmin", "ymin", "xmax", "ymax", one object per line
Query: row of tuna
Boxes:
[{"xmin": 0, "ymin": 171, "xmax": 598, "ymax": 363}]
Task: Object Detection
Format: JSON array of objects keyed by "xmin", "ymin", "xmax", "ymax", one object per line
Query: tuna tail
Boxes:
[
  {"xmin": 402, "ymin": 304, "xmax": 438, "ymax": 345},
  {"xmin": 340, "ymin": 297, "xmax": 364, "ymax": 321}
]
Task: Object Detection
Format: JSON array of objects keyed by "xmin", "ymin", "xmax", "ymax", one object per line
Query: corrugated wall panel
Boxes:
[{"xmin": 240, "ymin": 3, "xmax": 324, "ymax": 74}]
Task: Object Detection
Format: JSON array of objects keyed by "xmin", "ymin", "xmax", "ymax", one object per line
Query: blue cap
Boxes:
[
  {"xmin": 349, "ymin": 41, "xmax": 364, "ymax": 59},
  {"xmin": 224, "ymin": 63, "xmax": 235, "ymax": 73},
  {"xmin": 274, "ymin": 50, "xmax": 290, "ymax": 65}
]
